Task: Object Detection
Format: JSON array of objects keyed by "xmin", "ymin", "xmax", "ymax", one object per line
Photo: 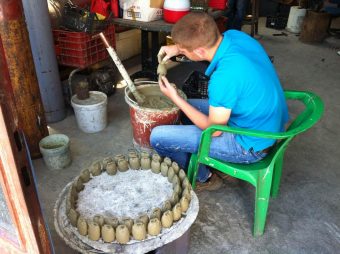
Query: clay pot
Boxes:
[
  {"xmin": 160, "ymin": 162, "xmax": 168, "ymax": 176},
  {"xmin": 182, "ymin": 177, "xmax": 190, "ymax": 189},
  {"xmin": 147, "ymin": 218, "xmax": 161, "ymax": 236},
  {"xmin": 182, "ymin": 187, "xmax": 191, "ymax": 201},
  {"xmin": 114, "ymin": 154, "xmax": 125, "ymax": 163},
  {"xmin": 106, "ymin": 161, "xmax": 117, "ymax": 175},
  {"xmin": 171, "ymin": 161, "xmax": 179, "ymax": 174},
  {"xmin": 170, "ymin": 192, "xmax": 179, "ymax": 206},
  {"xmin": 149, "ymin": 207, "xmax": 161, "ymax": 220},
  {"xmin": 151, "ymin": 158, "xmax": 161, "ymax": 173},
  {"xmin": 88, "ymin": 221, "xmax": 101, "ymax": 241},
  {"xmin": 75, "ymin": 177, "xmax": 84, "ymax": 192},
  {"xmin": 180, "ymin": 196, "xmax": 189, "ymax": 213},
  {"xmin": 132, "ymin": 222, "xmax": 147, "ymax": 240},
  {"xmin": 172, "ymin": 175, "xmax": 180, "ymax": 186},
  {"xmin": 161, "ymin": 210, "xmax": 173, "ymax": 228},
  {"xmin": 162, "ymin": 200, "xmax": 172, "ymax": 212},
  {"xmin": 128, "ymin": 149, "xmax": 138, "ymax": 159},
  {"xmin": 122, "ymin": 217, "xmax": 134, "ymax": 232},
  {"xmin": 68, "ymin": 208, "xmax": 79, "ymax": 227},
  {"xmin": 90, "ymin": 161, "xmax": 102, "ymax": 176},
  {"xmin": 77, "ymin": 216, "xmax": 88, "ymax": 236},
  {"xmin": 102, "ymin": 224, "xmax": 115, "ymax": 243},
  {"xmin": 129, "ymin": 155, "xmax": 140, "ymax": 170},
  {"xmin": 173, "ymin": 183, "xmax": 182, "ymax": 196},
  {"xmin": 172, "ymin": 203, "xmax": 182, "ymax": 221},
  {"xmin": 102, "ymin": 157, "xmax": 114, "ymax": 169},
  {"xmin": 179, "ymin": 169, "xmax": 186, "ymax": 181},
  {"xmin": 167, "ymin": 167, "xmax": 175, "ymax": 182},
  {"xmin": 140, "ymin": 151, "xmax": 150, "ymax": 158},
  {"xmin": 104, "ymin": 217, "xmax": 119, "ymax": 229},
  {"xmin": 152, "ymin": 153, "xmax": 161, "ymax": 162},
  {"xmin": 137, "ymin": 214, "xmax": 149, "ymax": 228},
  {"xmin": 116, "ymin": 224, "xmax": 130, "ymax": 244},
  {"xmin": 117, "ymin": 158, "xmax": 129, "ymax": 172},
  {"xmin": 80, "ymin": 168, "xmax": 91, "ymax": 183},
  {"xmin": 141, "ymin": 156, "xmax": 151, "ymax": 170},
  {"xmin": 93, "ymin": 215, "xmax": 105, "ymax": 226},
  {"xmin": 164, "ymin": 157, "xmax": 172, "ymax": 166}
]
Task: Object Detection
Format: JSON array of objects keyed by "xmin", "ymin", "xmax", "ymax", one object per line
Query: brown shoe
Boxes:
[{"xmin": 195, "ymin": 173, "xmax": 223, "ymax": 192}]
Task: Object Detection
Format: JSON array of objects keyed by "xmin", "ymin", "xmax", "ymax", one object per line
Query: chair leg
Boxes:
[
  {"xmin": 270, "ymin": 154, "xmax": 284, "ymax": 198},
  {"xmin": 187, "ymin": 153, "xmax": 198, "ymax": 189},
  {"xmin": 253, "ymin": 168, "xmax": 273, "ymax": 236}
]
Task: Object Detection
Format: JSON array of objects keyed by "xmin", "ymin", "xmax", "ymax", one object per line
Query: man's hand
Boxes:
[
  {"xmin": 157, "ymin": 45, "xmax": 179, "ymax": 64},
  {"xmin": 158, "ymin": 76, "xmax": 179, "ymax": 101}
]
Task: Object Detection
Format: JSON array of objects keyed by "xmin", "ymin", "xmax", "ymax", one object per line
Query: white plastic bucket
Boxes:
[
  {"xmin": 39, "ymin": 134, "xmax": 71, "ymax": 170},
  {"xmin": 286, "ymin": 6, "xmax": 307, "ymax": 33},
  {"xmin": 71, "ymin": 91, "xmax": 108, "ymax": 133}
]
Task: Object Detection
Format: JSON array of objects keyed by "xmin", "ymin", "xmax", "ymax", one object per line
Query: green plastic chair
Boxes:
[{"xmin": 187, "ymin": 90, "xmax": 324, "ymax": 236}]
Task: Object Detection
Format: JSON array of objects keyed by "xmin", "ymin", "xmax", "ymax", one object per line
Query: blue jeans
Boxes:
[
  {"xmin": 226, "ymin": 0, "xmax": 250, "ymax": 30},
  {"xmin": 150, "ymin": 99, "xmax": 266, "ymax": 182}
]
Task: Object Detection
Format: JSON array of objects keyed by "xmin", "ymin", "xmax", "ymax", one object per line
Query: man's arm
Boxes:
[{"xmin": 159, "ymin": 76, "xmax": 231, "ymax": 134}]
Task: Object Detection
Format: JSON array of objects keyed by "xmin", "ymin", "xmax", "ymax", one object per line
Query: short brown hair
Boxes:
[{"xmin": 171, "ymin": 12, "xmax": 220, "ymax": 51}]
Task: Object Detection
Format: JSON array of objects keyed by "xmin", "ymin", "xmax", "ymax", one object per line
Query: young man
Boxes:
[{"xmin": 150, "ymin": 12, "xmax": 289, "ymax": 191}]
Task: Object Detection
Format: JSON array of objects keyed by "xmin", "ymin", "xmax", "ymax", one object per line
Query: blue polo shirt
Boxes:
[{"xmin": 205, "ymin": 30, "xmax": 289, "ymax": 152}]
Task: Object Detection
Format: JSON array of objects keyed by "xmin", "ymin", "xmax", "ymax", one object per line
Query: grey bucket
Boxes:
[{"xmin": 39, "ymin": 134, "xmax": 72, "ymax": 170}]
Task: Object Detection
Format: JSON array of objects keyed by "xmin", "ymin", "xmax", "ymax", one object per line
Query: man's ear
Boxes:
[{"xmin": 193, "ymin": 47, "xmax": 206, "ymax": 60}]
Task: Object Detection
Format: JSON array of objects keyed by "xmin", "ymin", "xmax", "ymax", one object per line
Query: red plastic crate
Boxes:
[
  {"xmin": 209, "ymin": 0, "xmax": 227, "ymax": 10},
  {"xmin": 53, "ymin": 25, "xmax": 115, "ymax": 68}
]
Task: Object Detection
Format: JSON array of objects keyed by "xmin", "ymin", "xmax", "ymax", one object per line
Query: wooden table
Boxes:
[{"xmin": 112, "ymin": 10, "xmax": 224, "ymax": 80}]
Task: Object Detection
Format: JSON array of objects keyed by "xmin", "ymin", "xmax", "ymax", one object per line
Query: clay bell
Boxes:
[
  {"xmin": 172, "ymin": 203, "xmax": 182, "ymax": 221},
  {"xmin": 140, "ymin": 151, "xmax": 150, "ymax": 158},
  {"xmin": 162, "ymin": 200, "xmax": 172, "ymax": 212},
  {"xmin": 77, "ymin": 216, "xmax": 88, "ymax": 236},
  {"xmin": 104, "ymin": 217, "xmax": 119, "ymax": 229},
  {"xmin": 68, "ymin": 208, "xmax": 79, "ymax": 227},
  {"xmin": 160, "ymin": 162, "xmax": 168, "ymax": 176},
  {"xmin": 117, "ymin": 158, "xmax": 129, "ymax": 172},
  {"xmin": 137, "ymin": 214, "xmax": 149, "ymax": 228},
  {"xmin": 172, "ymin": 175, "xmax": 180, "ymax": 186},
  {"xmin": 180, "ymin": 196, "xmax": 189, "ymax": 213},
  {"xmin": 164, "ymin": 157, "xmax": 172, "ymax": 166},
  {"xmin": 90, "ymin": 161, "xmax": 102, "ymax": 176},
  {"xmin": 152, "ymin": 153, "xmax": 161, "ymax": 162},
  {"xmin": 182, "ymin": 187, "xmax": 191, "ymax": 201},
  {"xmin": 129, "ymin": 155, "xmax": 140, "ymax": 170},
  {"xmin": 102, "ymin": 224, "xmax": 115, "ymax": 243},
  {"xmin": 170, "ymin": 192, "xmax": 179, "ymax": 206},
  {"xmin": 122, "ymin": 217, "xmax": 134, "ymax": 232},
  {"xmin": 161, "ymin": 210, "xmax": 173, "ymax": 228},
  {"xmin": 88, "ymin": 221, "xmax": 101, "ymax": 241},
  {"xmin": 147, "ymin": 218, "xmax": 161, "ymax": 236},
  {"xmin": 141, "ymin": 156, "xmax": 151, "ymax": 170},
  {"xmin": 172, "ymin": 161, "xmax": 179, "ymax": 174},
  {"xmin": 116, "ymin": 224, "xmax": 130, "ymax": 244},
  {"xmin": 151, "ymin": 158, "xmax": 161, "ymax": 173},
  {"xmin": 102, "ymin": 157, "xmax": 114, "ymax": 169},
  {"xmin": 150, "ymin": 207, "xmax": 162, "ymax": 220},
  {"xmin": 93, "ymin": 214, "xmax": 105, "ymax": 226},
  {"xmin": 106, "ymin": 161, "xmax": 117, "ymax": 175},
  {"xmin": 79, "ymin": 168, "xmax": 91, "ymax": 183},
  {"xmin": 167, "ymin": 167, "xmax": 175, "ymax": 182},
  {"xmin": 132, "ymin": 222, "xmax": 147, "ymax": 240},
  {"xmin": 178, "ymin": 169, "xmax": 186, "ymax": 181},
  {"xmin": 114, "ymin": 154, "xmax": 125, "ymax": 162},
  {"xmin": 75, "ymin": 177, "xmax": 84, "ymax": 192},
  {"xmin": 128, "ymin": 149, "xmax": 138, "ymax": 158}
]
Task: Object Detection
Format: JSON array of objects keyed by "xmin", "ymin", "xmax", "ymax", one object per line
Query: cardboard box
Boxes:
[{"xmin": 121, "ymin": 0, "xmax": 164, "ymax": 22}]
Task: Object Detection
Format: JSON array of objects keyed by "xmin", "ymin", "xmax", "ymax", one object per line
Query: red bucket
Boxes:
[{"xmin": 125, "ymin": 82, "xmax": 186, "ymax": 151}]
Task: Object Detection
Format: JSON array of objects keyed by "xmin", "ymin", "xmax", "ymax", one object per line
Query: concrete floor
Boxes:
[{"xmin": 33, "ymin": 19, "xmax": 340, "ymax": 254}]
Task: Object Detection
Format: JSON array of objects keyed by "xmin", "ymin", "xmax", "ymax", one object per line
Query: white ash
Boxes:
[{"xmin": 77, "ymin": 170, "xmax": 173, "ymax": 219}]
